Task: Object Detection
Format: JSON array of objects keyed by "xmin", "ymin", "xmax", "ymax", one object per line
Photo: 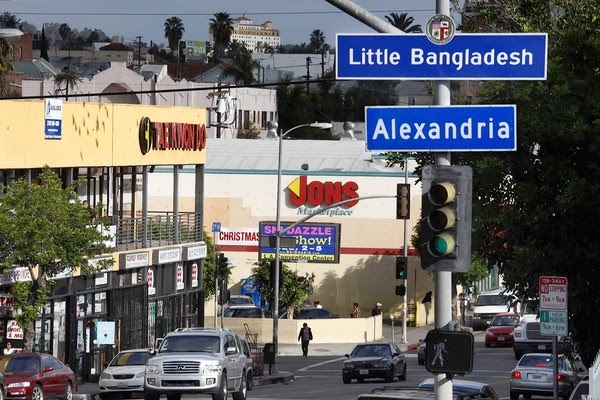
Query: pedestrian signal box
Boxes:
[{"xmin": 425, "ymin": 329, "xmax": 474, "ymax": 374}]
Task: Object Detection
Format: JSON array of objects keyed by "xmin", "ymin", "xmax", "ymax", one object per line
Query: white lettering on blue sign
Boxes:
[
  {"xmin": 410, "ymin": 48, "xmax": 534, "ymax": 71},
  {"xmin": 349, "ymin": 48, "xmax": 401, "ymax": 65},
  {"xmin": 365, "ymin": 105, "xmax": 517, "ymax": 152}
]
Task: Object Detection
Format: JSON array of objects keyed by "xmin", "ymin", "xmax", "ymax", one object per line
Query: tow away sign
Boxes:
[
  {"xmin": 365, "ymin": 105, "xmax": 516, "ymax": 152},
  {"xmin": 336, "ymin": 33, "xmax": 547, "ymax": 80}
]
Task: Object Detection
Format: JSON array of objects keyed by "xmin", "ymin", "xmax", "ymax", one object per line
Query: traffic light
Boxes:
[
  {"xmin": 395, "ymin": 256, "xmax": 408, "ymax": 280},
  {"xmin": 425, "ymin": 329, "xmax": 474, "ymax": 374},
  {"xmin": 396, "ymin": 183, "xmax": 410, "ymax": 219},
  {"xmin": 420, "ymin": 165, "xmax": 472, "ymax": 272},
  {"xmin": 395, "ymin": 284, "xmax": 406, "ymax": 296},
  {"xmin": 218, "ymin": 253, "xmax": 228, "ymax": 273}
]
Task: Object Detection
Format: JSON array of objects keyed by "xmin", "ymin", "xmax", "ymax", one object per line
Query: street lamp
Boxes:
[{"xmin": 267, "ymin": 120, "xmax": 333, "ymax": 369}]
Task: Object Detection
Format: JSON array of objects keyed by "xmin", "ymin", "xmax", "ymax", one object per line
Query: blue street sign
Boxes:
[
  {"xmin": 336, "ymin": 33, "xmax": 547, "ymax": 80},
  {"xmin": 365, "ymin": 105, "xmax": 517, "ymax": 152},
  {"xmin": 212, "ymin": 222, "xmax": 221, "ymax": 233}
]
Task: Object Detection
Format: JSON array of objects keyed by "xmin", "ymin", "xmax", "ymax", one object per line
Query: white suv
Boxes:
[{"xmin": 144, "ymin": 327, "xmax": 248, "ymax": 400}]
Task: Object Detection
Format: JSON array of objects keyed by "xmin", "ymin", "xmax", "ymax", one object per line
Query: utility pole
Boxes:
[
  {"xmin": 305, "ymin": 57, "xmax": 312, "ymax": 94},
  {"xmin": 136, "ymin": 36, "xmax": 143, "ymax": 67}
]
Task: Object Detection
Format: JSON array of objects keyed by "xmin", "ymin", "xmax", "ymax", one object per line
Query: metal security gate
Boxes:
[{"xmin": 110, "ymin": 284, "xmax": 148, "ymax": 350}]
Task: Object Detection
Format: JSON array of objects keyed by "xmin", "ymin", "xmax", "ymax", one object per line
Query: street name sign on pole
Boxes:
[
  {"xmin": 336, "ymin": 33, "xmax": 547, "ymax": 80},
  {"xmin": 365, "ymin": 105, "xmax": 516, "ymax": 152}
]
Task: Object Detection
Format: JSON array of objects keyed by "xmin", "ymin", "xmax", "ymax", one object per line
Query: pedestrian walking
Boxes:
[
  {"xmin": 422, "ymin": 291, "xmax": 433, "ymax": 325},
  {"xmin": 371, "ymin": 302, "xmax": 382, "ymax": 316},
  {"xmin": 297, "ymin": 322, "xmax": 313, "ymax": 356},
  {"xmin": 350, "ymin": 302, "xmax": 361, "ymax": 318}
]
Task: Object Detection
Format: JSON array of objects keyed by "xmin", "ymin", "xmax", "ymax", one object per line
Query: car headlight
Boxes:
[
  {"xmin": 343, "ymin": 363, "xmax": 356, "ymax": 370},
  {"xmin": 145, "ymin": 365, "xmax": 159, "ymax": 374},
  {"xmin": 485, "ymin": 330, "xmax": 494, "ymax": 336},
  {"xmin": 136, "ymin": 371, "xmax": 145, "ymax": 378},
  {"xmin": 8, "ymin": 382, "xmax": 31, "ymax": 388},
  {"xmin": 203, "ymin": 364, "xmax": 222, "ymax": 373},
  {"xmin": 374, "ymin": 362, "xmax": 389, "ymax": 368},
  {"xmin": 100, "ymin": 372, "xmax": 112, "ymax": 380}
]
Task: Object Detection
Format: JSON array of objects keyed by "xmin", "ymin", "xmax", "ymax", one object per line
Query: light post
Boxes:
[{"xmin": 267, "ymin": 120, "xmax": 332, "ymax": 370}]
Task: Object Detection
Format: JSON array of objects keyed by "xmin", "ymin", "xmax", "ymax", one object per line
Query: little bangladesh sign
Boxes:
[{"xmin": 336, "ymin": 33, "xmax": 547, "ymax": 80}]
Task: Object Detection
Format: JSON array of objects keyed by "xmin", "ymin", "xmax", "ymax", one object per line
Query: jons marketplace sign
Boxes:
[
  {"xmin": 288, "ymin": 176, "xmax": 359, "ymax": 216},
  {"xmin": 139, "ymin": 117, "xmax": 207, "ymax": 154}
]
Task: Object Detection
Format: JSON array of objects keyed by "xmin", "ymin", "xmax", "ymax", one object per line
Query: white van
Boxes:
[{"xmin": 471, "ymin": 288, "xmax": 514, "ymax": 330}]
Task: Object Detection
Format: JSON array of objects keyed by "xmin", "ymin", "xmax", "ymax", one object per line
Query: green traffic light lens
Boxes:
[{"xmin": 429, "ymin": 233, "xmax": 456, "ymax": 256}]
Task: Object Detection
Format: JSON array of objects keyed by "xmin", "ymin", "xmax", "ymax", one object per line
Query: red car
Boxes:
[
  {"xmin": 485, "ymin": 312, "xmax": 520, "ymax": 347},
  {"xmin": 0, "ymin": 352, "xmax": 77, "ymax": 400}
]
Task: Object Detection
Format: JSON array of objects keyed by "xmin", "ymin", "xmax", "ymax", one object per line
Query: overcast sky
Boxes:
[{"xmin": 1, "ymin": 0, "xmax": 464, "ymax": 46}]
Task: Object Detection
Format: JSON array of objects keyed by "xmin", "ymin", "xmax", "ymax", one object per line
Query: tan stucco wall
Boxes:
[
  {"xmin": 0, "ymin": 100, "xmax": 207, "ymax": 168},
  {"xmin": 205, "ymin": 314, "xmax": 383, "ymax": 345}
]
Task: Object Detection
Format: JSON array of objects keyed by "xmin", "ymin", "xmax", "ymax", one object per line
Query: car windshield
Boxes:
[
  {"xmin": 491, "ymin": 315, "xmax": 519, "ymax": 326},
  {"xmin": 111, "ymin": 351, "xmax": 151, "ymax": 366},
  {"xmin": 476, "ymin": 295, "xmax": 508, "ymax": 306},
  {"xmin": 3, "ymin": 356, "xmax": 40, "ymax": 373},
  {"xmin": 230, "ymin": 297, "xmax": 254, "ymax": 306},
  {"xmin": 352, "ymin": 345, "xmax": 391, "ymax": 357},
  {"xmin": 159, "ymin": 335, "xmax": 221, "ymax": 353},
  {"xmin": 519, "ymin": 355, "xmax": 565, "ymax": 369}
]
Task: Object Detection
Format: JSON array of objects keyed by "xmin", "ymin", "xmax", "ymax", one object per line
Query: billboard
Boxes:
[{"xmin": 258, "ymin": 221, "xmax": 341, "ymax": 263}]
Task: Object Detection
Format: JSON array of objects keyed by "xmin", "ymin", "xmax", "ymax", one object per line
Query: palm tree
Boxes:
[
  {"xmin": 209, "ymin": 12, "xmax": 233, "ymax": 61},
  {"xmin": 164, "ymin": 16, "xmax": 185, "ymax": 53},
  {"xmin": 54, "ymin": 71, "xmax": 82, "ymax": 101},
  {"xmin": 0, "ymin": 12, "xmax": 21, "ymax": 29},
  {"xmin": 385, "ymin": 12, "xmax": 423, "ymax": 33},
  {"xmin": 309, "ymin": 29, "xmax": 326, "ymax": 53}
]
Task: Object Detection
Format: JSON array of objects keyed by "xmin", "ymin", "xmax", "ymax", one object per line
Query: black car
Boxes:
[
  {"xmin": 280, "ymin": 307, "xmax": 340, "ymax": 319},
  {"xmin": 223, "ymin": 306, "xmax": 269, "ymax": 318},
  {"xmin": 342, "ymin": 342, "xmax": 407, "ymax": 384}
]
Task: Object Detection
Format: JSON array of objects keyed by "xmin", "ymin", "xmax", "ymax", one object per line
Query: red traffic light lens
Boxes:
[{"xmin": 428, "ymin": 182, "xmax": 456, "ymax": 206}]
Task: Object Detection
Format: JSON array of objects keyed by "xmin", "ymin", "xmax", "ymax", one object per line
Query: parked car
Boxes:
[
  {"xmin": 513, "ymin": 320, "xmax": 566, "ymax": 360},
  {"xmin": 485, "ymin": 312, "xmax": 520, "ymax": 347},
  {"xmin": 238, "ymin": 337, "xmax": 254, "ymax": 391},
  {"xmin": 0, "ymin": 352, "xmax": 77, "ymax": 400},
  {"xmin": 227, "ymin": 295, "xmax": 256, "ymax": 308},
  {"xmin": 280, "ymin": 307, "xmax": 340, "ymax": 319},
  {"xmin": 223, "ymin": 306, "xmax": 270, "ymax": 318},
  {"xmin": 417, "ymin": 340, "xmax": 426, "ymax": 365},
  {"xmin": 342, "ymin": 342, "xmax": 407, "ymax": 384},
  {"xmin": 98, "ymin": 348, "xmax": 151, "ymax": 399},
  {"xmin": 472, "ymin": 288, "xmax": 513, "ymax": 330},
  {"xmin": 419, "ymin": 378, "xmax": 500, "ymax": 400},
  {"xmin": 510, "ymin": 353, "xmax": 585, "ymax": 400},
  {"xmin": 568, "ymin": 379, "xmax": 589, "ymax": 400}
]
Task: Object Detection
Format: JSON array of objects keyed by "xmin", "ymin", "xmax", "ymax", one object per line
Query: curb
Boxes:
[{"xmin": 254, "ymin": 372, "xmax": 295, "ymax": 386}]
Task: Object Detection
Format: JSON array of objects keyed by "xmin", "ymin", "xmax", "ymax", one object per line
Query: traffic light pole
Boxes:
[{"xmin": 434, "ymin": 0, "xmax": 454, "ymax": 399}]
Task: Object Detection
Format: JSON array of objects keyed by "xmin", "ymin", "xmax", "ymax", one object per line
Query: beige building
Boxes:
[{"xmin": 229, "ymin": 15, "xmax": 281, "ymax": 52}]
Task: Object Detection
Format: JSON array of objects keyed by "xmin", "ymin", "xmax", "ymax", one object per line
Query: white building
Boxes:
[{"xmin": 230, "ymin": 15, "xmax": 281, "ymax": 53}]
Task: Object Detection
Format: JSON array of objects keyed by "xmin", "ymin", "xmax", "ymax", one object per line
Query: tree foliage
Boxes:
[
  {"xmin": 163, "ymin": 16, "xmax": 185, "ymax": 53},
  {"xmin": 209, "ymin": 12, "xmax": 233, "ymax": 61},
  {"xmin": 389, "ymin": 0, "xmax": 600, "ymax": 367},
  {"xmin": 250, "ymin": 260, "xmax": 315, "ymax": 316},
  {"xmin": 0, "ymin": 168, "xmax": 113, "ymax": 351}
]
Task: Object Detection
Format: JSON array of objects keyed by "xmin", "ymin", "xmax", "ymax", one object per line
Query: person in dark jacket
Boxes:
[
  {"xmin": 371, "ymin": 302, "xmax": 382, "ymax": 316},
  {"xmin": 297, "ymin": 322, "xmax": 313, "ymax": 356}
]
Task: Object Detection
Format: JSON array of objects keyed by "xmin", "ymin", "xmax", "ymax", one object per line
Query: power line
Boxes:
[{"xmin": 9, "ymin": 10, "xmax": 433, "ymax": 17}]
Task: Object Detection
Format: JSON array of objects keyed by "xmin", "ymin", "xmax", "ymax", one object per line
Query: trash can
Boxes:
[{"xmin": 263, "ymin": 343, "xmax": 277, "ymax": 365}]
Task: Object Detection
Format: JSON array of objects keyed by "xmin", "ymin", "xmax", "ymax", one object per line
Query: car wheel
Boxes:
[
  {"xmin": 32, "ymin": 385, "xmax": 44, "ymax": 400},
  {"xmin": 212, "ymin": 371, "xmax": 228, "ymax": 400},
  {"xmin": 385, "ymin": 369, "xmax": 394, "ymax": 383},
  {"xmin": 232, "ymin": 371, "xmax": 247, "ymax": 400},
  {"xmin": 64, "ymin": 382, "xmax": 73, "ymax": 400},
  {"xmin": 166, "ymin": 394, "xmax": 181, "ymax": 400},
  {"xmin": 144, "ymin": 393, "xmax": 160, "ymax": 400},
  {"xmin": 400, "ymin": 365, "xmax": 407, "ymax": 381},
  {"xmin": 510, "ymin": 391, "xmax": 520, "ymax": 400},
  {"xmin": 246, "ymin": 370, "xmax": 254, "ymax": 391},
  {"xmin": 342, "ymin": 375, "xmax": 351, "ymax": 384}
]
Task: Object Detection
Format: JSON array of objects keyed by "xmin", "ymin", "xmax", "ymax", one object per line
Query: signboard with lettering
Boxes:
[
  {"xmin": 540, "ymin": 309, "xmax": 568, "ymax": 336},
  {"xmin": 539, "ymin": 276, "xmax": 568, "ymax": 310},
  {"xmin": 258, "ymin": 221, "xmax": 341, "ymax": 263},
  {"xmin": 147, "ymin": 268, "xmax": 156, "ymax": 295},
  {"xmin": 154, "ymin": 247, "xmax": 181, "ymax": 264},
  {"xmin": 6, "ymin": 319, "xmax": 23, "ymax": 340},
  {"xmin": 336, "ymin": 33, "xmax": 547, "ymax": 80},
  {"xmin": 365, "ymin": 105, "xmax": 516, "ymax": 152},
  {"xmin": 176, "ymin": 264, "xmax": 184, "ymax": 291},
  {"xmin": 44, "ymin": 98, "xmax": 63, "ymax": 139}
]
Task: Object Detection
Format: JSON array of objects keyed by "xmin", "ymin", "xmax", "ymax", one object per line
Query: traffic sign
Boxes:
[
  {"xmin": 365, "ymin": 105, "xmax": 516, "ymax": 152},
  {"xmin": 212, "ymin": 222, "xmax": 221, "ymax": 233},
  {"xmin": 540, "ymin": 309, "xmax": 568, "ymax": 336},
  {"xmin": 336, "ymin": 33, "xmax": 547, "ymax": 80},
  {"xmin": 539, "ymin": 276, "xmax": 568, "ymax": 310}
]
